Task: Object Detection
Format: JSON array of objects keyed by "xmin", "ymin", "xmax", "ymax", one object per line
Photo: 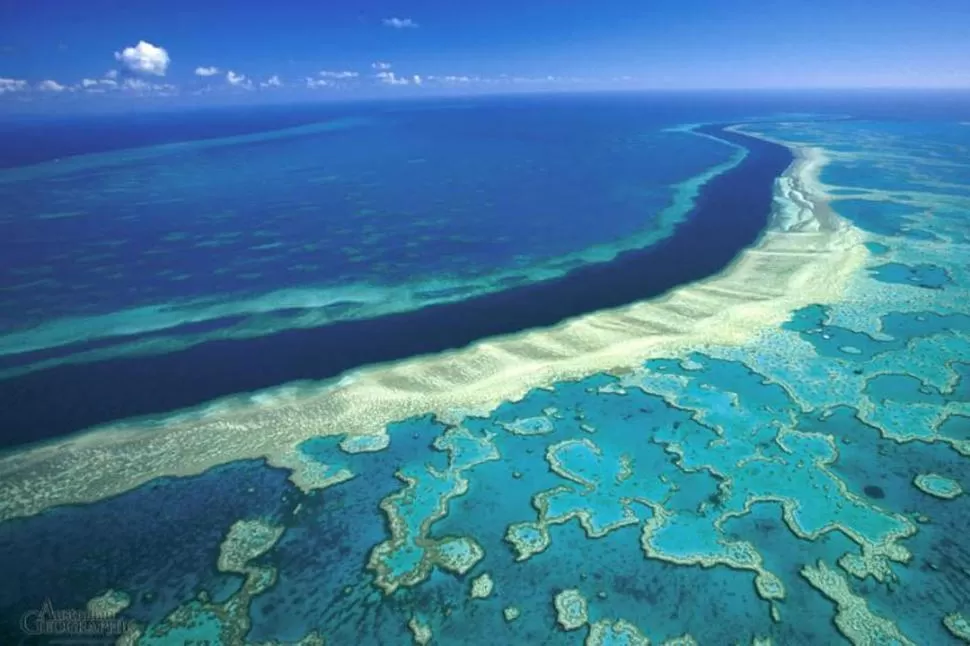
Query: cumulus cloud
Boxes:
[
  {"xmin": 375, "ymin": 71, "xmax": 410, "ymax": 86},
  {"xmin": 383, "ymin": 17, "xmax": 418, "ymax": 29},
  {"xmin": 0, "ymin": 77, "xmax": 28, "ymax": 93},
  {"xmin": 372, "ymin": 61, "xmax": 392, "ymax": 70},
  {"xmin": 194, "ymin": 66, "xmax": 220, "ymax": 77},
  {"xmin": 319, "ymin": 70, "xmax": 358, "ymax": 79},
  {"xmin": 105, "ymin": 69, "xmax": 119, "ymax": 79},
  {"xmin": 260, "ymin": 75, "xmax": 282, "ymax": 88},
  {"xmin": 37, "ymin": 79, "xmax": 67, "ymax": 92},
  {"xmin": 412, "ymin": 74, "xmax": 422, "ymax": 85},
  {"xmin": 114, "ymin": 41, "xmax": 170, "ymax": 76},
  {"xmin": 226, "ymin": 70, "xmax": 252, "ymax": 89}
]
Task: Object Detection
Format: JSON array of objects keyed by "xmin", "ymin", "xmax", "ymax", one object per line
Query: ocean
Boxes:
[
  {"xmin": 0, "ymin": 94, "xmax": 773, "ymax": 442},
  {"xmin": 1, "ymin": 90, "xmax": 969, "ymax": 645}
]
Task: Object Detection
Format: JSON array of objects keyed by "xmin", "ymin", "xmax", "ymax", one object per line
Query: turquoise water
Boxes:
[{"xmin": 2, "ymin": 106, "xmax": 970, "ymax": 644}]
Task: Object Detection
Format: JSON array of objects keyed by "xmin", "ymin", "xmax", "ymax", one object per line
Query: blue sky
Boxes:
[{"xmin": 1, "ymin": 0, "xmax": 968, "ymax": 108}]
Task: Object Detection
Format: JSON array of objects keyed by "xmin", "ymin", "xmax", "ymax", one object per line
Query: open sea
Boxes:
[{"xmin": 1, "ymin": 90, "xmax": 969, "ymax": 645}]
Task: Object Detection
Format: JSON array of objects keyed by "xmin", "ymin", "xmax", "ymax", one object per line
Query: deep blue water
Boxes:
[
  {"xmin": 3, "ymin": 90, "xmax": 967, "ymax": 169},
  {"xmin": 0, "ymin": 122, "xmax": 789, "ymax": 445},
  {"xmin": 0, "ymin": 458, "xmax": 297, "ymax": 643},
  {"xmin": 1, "ymin": 97, "xmax": 742, "ymax": 331}
]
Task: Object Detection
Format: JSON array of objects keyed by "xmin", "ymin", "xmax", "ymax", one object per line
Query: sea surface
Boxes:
[{"xmin": 0, "ymin": 91, "xmax": 969, "ymax": 645}]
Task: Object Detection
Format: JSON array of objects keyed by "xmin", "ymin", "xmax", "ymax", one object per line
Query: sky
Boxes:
[{"xmin": 0, "ymin": 0, "xmax": 968, "ymax": 110}]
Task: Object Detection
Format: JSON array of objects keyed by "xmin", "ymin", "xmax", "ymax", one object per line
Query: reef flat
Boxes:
[{"xmin": 2, "ymin": 110, "xmax": 969, "ymax": 644}]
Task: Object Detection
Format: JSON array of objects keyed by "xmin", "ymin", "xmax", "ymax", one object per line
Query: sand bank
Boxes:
[{"xmin": 0, "ymin": 129, "xmax": 868, "ymax": 522}]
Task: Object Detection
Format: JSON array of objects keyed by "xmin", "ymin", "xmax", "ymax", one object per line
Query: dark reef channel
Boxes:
[{"xmin": 0, "ymin": 124, "xmax": 792, "ymax": 446}]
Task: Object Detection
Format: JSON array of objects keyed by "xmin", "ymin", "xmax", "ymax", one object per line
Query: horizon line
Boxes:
[{"xmin": 1, "ymin": 85, "xmax": 969, "ymax": 118}]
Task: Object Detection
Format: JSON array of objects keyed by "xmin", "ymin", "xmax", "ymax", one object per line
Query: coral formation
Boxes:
[
  {"xmin": 470, "ymin": 573, "xmax": 494, "ymax": 599},
  {"xmin": 913, "ymin": 473, "xmax": 963, "ymax": 499},
  {"xmin": 554, "ymin": 589, "xmax": 589, "ymax": 631}
]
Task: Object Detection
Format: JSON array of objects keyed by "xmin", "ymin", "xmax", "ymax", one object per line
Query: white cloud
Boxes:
[
  {"xmin": 260, "ymin": 75, "xmax": 282, "ymax": 88},
  {"xmin": 412, "ymin": 74, "xmax": 422, "ymax": 85},
  {"xmin": 0, "ymin": 77, "xmax": 28, "ymax": 93},
  {"xmin": 319, "ymin": 70, "xmax": 358, "ymax": 79},
  {"xmin": 383, "ymin": 17, "xmax": 418, "ymax": 29},
  {"xmin": 105, "ymin": 69, "xmax": 119, "ymax": 79},
  {"xmin": 195, "ymin": 66, "xmax": 220, "ymax": 77},
  {"xmin": 305, "ymin": 77, "xmax": 332, "ymax": 89},
  {"xmin": 427, "ymin": 75, "xmax": 477, "ymax": 84},
  {"xmin": 114, "ymin": 41, "xmax": 170, "ymax": 76},
  {"xmin": 372, "ymin": 61, "xmax": 392, "ymax": 70},
  {"xmin": 79, "ymin": 78, "xmax": 118, "ymax": 92},
  {"xmin": 121, "ymin": 78, "xmax": 177, "ymax": 94},
  {"xmin": 226, "ymin": 70, "xmax": 252, "ymax": 89},
  {"xmin": 375, "ymin": 71, "xmax": 410, "ymax": 86},
  {"xmin": 420, "ymin": 73, "xmax": 589, "ymax": 86},
  {"xmin": 505, "ymin": 75, "xmax": 569, "ymax": 84},
  {"xmin": 123, "ymin": 78, "xmax": 150, "ymax": 90},
  {"xmin": 37, "ymin": 79, "xmax": 66, "ymax": 92}
]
